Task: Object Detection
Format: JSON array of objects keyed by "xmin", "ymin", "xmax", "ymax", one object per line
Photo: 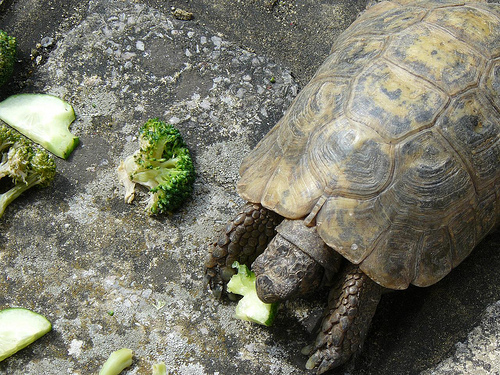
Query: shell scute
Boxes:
[
  {"xmin": 307, "ymin": 117, "xmax": 393, "ymax": 198},
  {"xmin": 348, "ymin": 61, "xmax": 448, "ymax": 140},
  {"xmin": 482, "ymin": 58, "xmax": 500, "ymax": 110},
  {"xmin": 359, "ymin": 225, "xmax": 419, "ymax": 289},
  {"xmin": 385, "ymin": 23, "xmax": 484, "ymax": 95},
  {"xmin": 316, "ymin": 196, "xmax": 392, "ymax": 264},
  {"xmin": 436, "ymin": 90, "xmax": 500, "ymax": 194},
  {"xmin": 238, "ymin": 78, "xmax": 350, "ymax": 217},
  {"xmin": 315, "ymin": 37, "xmax": 386, "ymax": 78},
  {"xmin": 425, "ymin": 5, "xmax": 500, "ymax": 58},
  {"xmin": 448, "ymin": 205, "xmax": 478, "ymax": 268},
  {"xmin": 413, "ymin": 228, "xmax": 452, "ymax": 287},
  {"xmin": 392, "ymin": 0, "xmax": 467, "ymax": 7},
  {"xmin": 476, "ymin": 192, "xmax": 498, "ymax": 236},
  {"xmin": 341, "ymin": 4, "xmax": 426, "ymax": 41},
  {"xmin": 383, "ymin": 132, "xmax": 474, "ymax": 224}
]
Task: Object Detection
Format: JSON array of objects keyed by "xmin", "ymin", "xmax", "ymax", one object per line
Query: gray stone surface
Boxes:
[
  {"xmin": 421, "ymin": 300, "xmax": 500, "ymax": 375},
  {"xmin": 1, "ymin": 1, "xmax": 302, "ymax": 374},
  {"xmin": 0, "ymin": 0, "xmax": 499, "ymax": 374}
]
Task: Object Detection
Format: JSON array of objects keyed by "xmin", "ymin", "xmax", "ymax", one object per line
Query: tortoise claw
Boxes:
[
  {"xmin": 204, "ymin": 256, "xmax": 237, "ymax": 299},
  {"xmin": 203, "ymin": 269, "xmax": 224, "ymax": 299},
  {"xmin": 305, "ymin": 346, "xmax": 345, "ymax": 374}
]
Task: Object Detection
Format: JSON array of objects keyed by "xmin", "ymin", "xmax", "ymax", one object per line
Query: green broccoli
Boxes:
[
  {"xmin": 0, "ymin": 30, "xmax": 16, "ymax": 87},
  {"xmin": 0, "ymin": 124, "xmax": 56, "ymax": 218},
  {"xmin": 227, "ymin": 262, "xmax": 280, "ymax": 326},
  {"xmin": 117, "ymin": 118, "xmax": 195, "ymax": 215}
]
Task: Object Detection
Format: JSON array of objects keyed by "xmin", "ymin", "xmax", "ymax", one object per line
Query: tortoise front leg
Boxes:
[
  {"xmin": 304, "ymin": 264, "xmax": 382, "ymax": 374},
  {"xmin": 205, "ymin": 202, "xmax": 283, "ymax": 299}
]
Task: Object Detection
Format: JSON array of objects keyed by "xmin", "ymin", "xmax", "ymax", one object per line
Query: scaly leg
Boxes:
[
  {"xmin": 304, "ymin": 264, "xmax": 382, "ymax": 374},
  {"xmin": 205, "ymin": 202, "xmax": 283, "ymax": 299}
]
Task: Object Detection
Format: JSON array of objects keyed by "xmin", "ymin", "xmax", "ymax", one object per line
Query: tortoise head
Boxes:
[{"xmin": 252, "ymin": 232, "xmax": 325, "ymax": 304}]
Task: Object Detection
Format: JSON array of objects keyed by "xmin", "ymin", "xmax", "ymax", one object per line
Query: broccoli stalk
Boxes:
[
  {"xmin": 0, "ymin": 125, "xmax": 56, "ymax": 218},
  {"xmin": 227, "ymin": 262, "xmax": 280, "ymax": 326},
  {"xmin": 0, "ymin": 30, "xmax": 16, "ymax": 87},
  {"xmin": 117, "ymin": 118, "xmax": 195, "ymax": 215}
]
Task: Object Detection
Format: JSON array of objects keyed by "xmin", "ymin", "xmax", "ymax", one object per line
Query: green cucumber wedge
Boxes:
[
  {"xmin": 99, "ymin": 348, "xmax": 133, "ymax": 375},
  {"xmin": 0, "ymin": 93, "xmax": 79, "ymax": 159},
  {"xmin": 0, "ymin": 307, "xmax": 52, "ymax": 362},
  {"xmin": 227, "ymin": 262, "xmax": 279, "ymax": 326}
]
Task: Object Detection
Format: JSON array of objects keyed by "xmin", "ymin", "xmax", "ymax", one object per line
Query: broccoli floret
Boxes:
[
  {"xmin": 0, "ymin": 124, "xmax": 18, "ymax": 153},
  {"xmin": 0, "ymin": 138, "xmax": 31, "ymax": 182},
  {"xmin": 0, "ymin": 124, "xmax": 56, "ymax": 218},
  {"xmin": 227, "ymin": 262, "xmax": 280, "ymax": 326},
  {"xmin": 117, "ymin": 118, "xmax": 195, "ymax": 215},
  {"xmin": 0, "ymin": 30, "xmax": 16, "ymax": 87}
]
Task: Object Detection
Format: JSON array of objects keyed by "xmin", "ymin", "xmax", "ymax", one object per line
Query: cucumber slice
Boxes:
[
  {"xmin": 227, "ymin": 262, "xmax": 279, "ymax": 326},
  {"xmin": 0, "ymin": 93, "xmax": 79, "ymax": 159},
  {"xmin": 99, "ymin": 348, "xmax": 133, "ymax": 375},
  {"xmin": 152, "ymin": 362, "xmax": 167, "ymax": 375},
  {"xmin": 0, "ymin": 307, "xmax": 52, "ymax": 362}
]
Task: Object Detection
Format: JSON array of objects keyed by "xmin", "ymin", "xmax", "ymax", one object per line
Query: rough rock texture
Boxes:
[
  {"xmin": 0, "ymin": 0, "xmax": 499, "ymax": 374},
  {"xmin": 421, "ymin": 300, "xmax": 500, "ymax": 375},
  {"xmin": 1, "ymin": 1, "xmax": 304, "ymax": 374}
]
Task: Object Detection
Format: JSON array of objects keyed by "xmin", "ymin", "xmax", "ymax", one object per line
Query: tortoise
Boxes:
[{"xmin": 205, "ymin": 0, "xmax": 500, "ymax": 373}]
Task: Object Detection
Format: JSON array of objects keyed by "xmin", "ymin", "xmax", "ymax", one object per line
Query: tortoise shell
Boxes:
[{"xmin": 237, "ymin": 0, "xmax": 500, "ymax": 290}]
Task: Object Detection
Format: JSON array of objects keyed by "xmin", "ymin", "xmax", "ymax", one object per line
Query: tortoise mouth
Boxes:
[{"xmin": 255, "ymin": 274, "xmax": 296, "ymax": 304}]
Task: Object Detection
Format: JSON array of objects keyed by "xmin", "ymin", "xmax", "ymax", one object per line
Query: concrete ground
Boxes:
[{"xmin": 0, "ymin": 0, "xmax": 499, "ymax": 374}]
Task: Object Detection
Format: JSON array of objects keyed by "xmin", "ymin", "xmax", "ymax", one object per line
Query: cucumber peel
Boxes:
[
  {"xmin": 0, "ymin": 93, "xmax": 78, "ymax": 159},
  {"xmin": 0, "ymin": 307, "xmax": 52, "ymax": 362},
  {"xmin": 227, "ymin": 262, "xmax": 279, "ymax": 326}
]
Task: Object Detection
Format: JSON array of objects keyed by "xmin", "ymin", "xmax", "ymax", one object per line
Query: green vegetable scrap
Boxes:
[
  {"xmin": 0, "ymin": 94, "xmax": 79, "ymax": 159},
  {"xmin": 227, "ymin": 262, "xmax": 279, "ymax": 326},
  {"xmin": 117, "ymin": 118, "xmax": 195, "ymax": 215},
  {"xmin": 0, "ymin": 307, "xmax": 52, "ymax": 362},
  {"xmin": 0, "ymin": 124, "xmax": 56, "ymax": 218},
  {"xmin": 99, "ymin": 348, "xmax": 133, "ymax": 375},
  {"xmin": 0, "ymin": 30, "xmax": 16, "ymax": 87},
  {"xmin": 152, "ymin": 362, "xmax": 167, "ymax": 375}
]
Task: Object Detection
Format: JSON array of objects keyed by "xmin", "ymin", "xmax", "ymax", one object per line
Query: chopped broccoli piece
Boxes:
[
  {"xmin": 0, "ymin": 30, "xmax": 16, "ymax": 87},
  {"xmin": 117, "ymin": 118, "xmax": 195, "ymax": 215},
  {"xmin": 0, "ymin": 124, "xmax": 56, "ymax": 218},
  {"xmin": 99, "ymin": 348, "xmax": 133, "ymax": 375},
  {"xmin": 0, "ymin": 138, "xmax": 31, "ymax": 182},
  {"xmin": 0, "ymin": 94, "xmax": 78, "ymax": 159},
  {"xmin": 227, "ymin": 262, "xmax": 279, "ymax": 326}
]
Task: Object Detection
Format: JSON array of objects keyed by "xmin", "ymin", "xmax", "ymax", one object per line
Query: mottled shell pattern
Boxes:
[{"xmin": 237, "ymin": 0, "xmax": 500, "ymax": 290}]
